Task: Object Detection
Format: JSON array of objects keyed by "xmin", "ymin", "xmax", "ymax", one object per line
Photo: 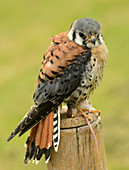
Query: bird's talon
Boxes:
[
  {"xmin": 85, "ymin": 114, "xmax": 92, "ymax": 120},
  {"xmin": 71, "ymin": 107, "xmax": 101, "ymax": 120},
  {"xmin": 98, "ymin": 112, "xmax": 101, "ymax": 116},
  {"xmin": 72, "ymin": 111, "xmax": 79, "ymax": 118},
  {"xmin": 90, "ymin": 110, "xmax": 101, "ymax": 115},
  {"xmin": 77, "ymin": 106, "xmax": 92, "ymax": 120}
]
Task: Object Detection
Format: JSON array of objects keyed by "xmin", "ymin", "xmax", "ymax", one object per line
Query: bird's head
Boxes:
[{"xmin": 68, "ymin": 18, "xmax": 103, "ymax": 48}]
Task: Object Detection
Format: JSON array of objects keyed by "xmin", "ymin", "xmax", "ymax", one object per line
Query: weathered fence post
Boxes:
[{"xmin": 47, "ymin": 107, "xmax": 107, "ymax": 170}]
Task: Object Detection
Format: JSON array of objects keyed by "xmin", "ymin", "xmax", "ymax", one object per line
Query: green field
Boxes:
[{"xmin": 0, "ymin": 0, "xmax": 129, "ymax": 169}]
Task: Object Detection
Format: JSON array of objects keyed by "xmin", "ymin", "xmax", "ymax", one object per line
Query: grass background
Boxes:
[{"xmin": 0, "ymin": 0, "xmax": 129, "ymax": 169}]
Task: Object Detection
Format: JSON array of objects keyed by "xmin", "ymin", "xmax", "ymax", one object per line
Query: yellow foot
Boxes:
[
  {"xmin": 72, "ymin": 107, "xmax": 100, "ymax": 119},
  {"xmin": 72, "ymin": 106, "xmax": 91, "ymax": 120},
  {"xmin": 90, "ymin": 110, "xmax": 101, "ymax": 115}
]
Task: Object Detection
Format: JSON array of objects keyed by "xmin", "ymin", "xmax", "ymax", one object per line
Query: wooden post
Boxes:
[{"xmin": 47, "ymin": 108, "xmax": 107, "ymax": 170}]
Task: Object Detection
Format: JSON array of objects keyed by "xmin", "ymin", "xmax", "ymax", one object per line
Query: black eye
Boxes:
[{"xmin": 79, "ymin": 32, "xmax": 86, "ymax": 39}]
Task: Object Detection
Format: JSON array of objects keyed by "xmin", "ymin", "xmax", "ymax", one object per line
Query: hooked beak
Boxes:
[{"xmin": 88, "ymin": 36, "xmax": 96, "ymax": 45}]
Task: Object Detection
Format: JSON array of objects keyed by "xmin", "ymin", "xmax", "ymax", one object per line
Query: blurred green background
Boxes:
[{"xmin": 0, "ymin": 0, "xmax": 129, "ymax": 169}]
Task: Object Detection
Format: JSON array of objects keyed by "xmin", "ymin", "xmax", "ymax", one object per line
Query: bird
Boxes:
[{"xmin": 7, "ymin": 18, "xmax": 108, "ymax": 164}]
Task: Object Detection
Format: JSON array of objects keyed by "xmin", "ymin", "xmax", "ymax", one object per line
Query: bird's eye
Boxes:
[{"xmin": 79, "ymin": 32, "xmax": 86, "ymax": 39}]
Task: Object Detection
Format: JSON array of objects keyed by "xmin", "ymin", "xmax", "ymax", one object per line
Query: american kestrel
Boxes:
[{"xmin": 7, "ymin": 18, "xmax": 108, "ymax": 164}]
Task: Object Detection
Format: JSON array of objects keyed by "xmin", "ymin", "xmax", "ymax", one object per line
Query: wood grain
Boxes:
[{"xmin": 47, "ymin": 110, "xmax": 107, "ymax": 170}]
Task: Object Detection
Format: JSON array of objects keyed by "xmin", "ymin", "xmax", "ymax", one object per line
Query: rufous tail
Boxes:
[
  {"xmin": 24, "ymin": 107, "xmax": 60, "ymax": 164},
  {"xmin": 24, "ymin": 111, "xmax": 54, "ymax": 164}
]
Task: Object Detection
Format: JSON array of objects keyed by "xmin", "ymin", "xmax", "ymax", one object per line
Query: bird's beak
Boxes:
[{"xmin": 88, "ymin": 36, "xmax": 96, "ymax": 45}]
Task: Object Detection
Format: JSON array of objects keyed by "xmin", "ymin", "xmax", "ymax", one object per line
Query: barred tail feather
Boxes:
[
  {"xmin": 53, "ymin": 106, "xmax": 60, "ymax": 152},
  {"xmin": 24, "ymin": 111, "xmax": 54, "ymax": 164},
  {"xmin": 7, "ymin": 102, "xmax": 61, "ymax": 164}
]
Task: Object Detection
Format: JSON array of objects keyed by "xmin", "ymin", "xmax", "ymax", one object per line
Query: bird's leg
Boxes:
[
  {"xmin": 72, "ymin": 99, "xmax": 101, "ymax": 118},
  {"xmin": 72, "ymin": 108, "xmax": 100, "ymax": 117},
  {"xmin": 72, "ymin": 106, "xmax": 91, "ymax": 120},
  {"xmin": 90, "ymin": 109, "xmax": 101, "ymax": 115}
]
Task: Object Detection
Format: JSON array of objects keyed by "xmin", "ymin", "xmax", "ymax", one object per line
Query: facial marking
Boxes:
[
  {"xmin": 68, "ymin": 18, "xmax": 103, "ymax": 48},
  {"xmin": 68, "ymin": 20, "xmax": 77, "ymax": 41},
  {"xmin": 74, "ymin": 32, "xmax": 83, "ymax": 46}
]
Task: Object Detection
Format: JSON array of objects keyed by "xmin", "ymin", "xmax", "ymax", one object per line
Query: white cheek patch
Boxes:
[
  {"xmin": 74, "ymin": 33, "xmax": 83, "ymax": 46},
  {"xmin": 98, "ymin": 31, "xmax": 103, "ymax": 44},
  {"xmin": 99, "ymin": 34, "xmax": 103, "ymax": 43},
  {"xmin": 68, "ymin": 29, "xmax": 73, "ymax": 41},
  {"xmin": 68, "ymin": 30, "xmax": 83, "ymax": 46}
]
